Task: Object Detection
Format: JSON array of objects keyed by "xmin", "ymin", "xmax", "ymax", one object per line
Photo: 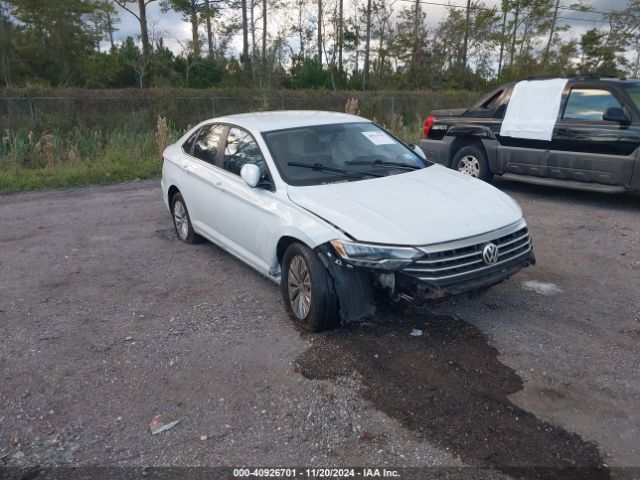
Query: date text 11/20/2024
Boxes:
[{"xmin": 233, "ymin": 468, "xmax": 401, "ymax": 478}]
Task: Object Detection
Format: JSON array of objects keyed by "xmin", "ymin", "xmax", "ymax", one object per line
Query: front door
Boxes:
[{"xmin": 549, "ymin": 87, "xmax": 639, "ymax": 185}]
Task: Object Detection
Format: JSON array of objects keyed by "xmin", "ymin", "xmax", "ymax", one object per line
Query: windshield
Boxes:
[
  {"xmin": 623, "ymin": 83, "xmax": 640, "ymax": 111},
  {"xmin": 262, "ymin": 122, "xmax": 428, "ymax": 186}
]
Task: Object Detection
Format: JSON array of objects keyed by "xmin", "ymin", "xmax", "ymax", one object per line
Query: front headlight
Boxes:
[{"xmin": 330, "ymin": 239, "xmax": 423, "ymax": 270}]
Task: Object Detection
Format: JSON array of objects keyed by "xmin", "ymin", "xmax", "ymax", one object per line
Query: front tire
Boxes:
[
  {"xmin": 281, "ymin": 243, "xmax": 338, "ymax": 332},
  {"xmin": 452, "ymin": 144, "xmax": 493, "ymax": 182},
  {"xmin": 171, "ymin": 192, "xmax": 202, "ymax": 244}
]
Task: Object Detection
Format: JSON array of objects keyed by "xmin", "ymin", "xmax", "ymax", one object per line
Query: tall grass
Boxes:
[
  {"xmin": 0, "ymin": 89, "xmax": 481, "ymax": 193},
  {"xmin": 0, "ymin": 127, "xmax": 177, "ymax": 193}
]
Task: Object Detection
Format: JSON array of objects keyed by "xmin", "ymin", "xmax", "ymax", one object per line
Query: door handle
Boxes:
[
  {"xmin": 214, "ymin": 181, "xmax": 225, "ymax": 192},
  {"xmin": 181, "ymin": 163, "xmax": 193, "ymax": 174},
  {"xmin": 556, "ymin": 128, "xmax": 574, "ymax": 135}
]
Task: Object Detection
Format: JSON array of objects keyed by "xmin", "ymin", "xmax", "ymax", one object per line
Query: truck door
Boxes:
[
  {"xmin": 495, "ymin": 84, "xmax": 549, "ymax": 177},
  {"xmin": 496, "ymin": 135, "xmax": 549, "ymax": 178},
  {"xmin": 548, "ymin": 86, "xmax": 639, "ymax": 186}
]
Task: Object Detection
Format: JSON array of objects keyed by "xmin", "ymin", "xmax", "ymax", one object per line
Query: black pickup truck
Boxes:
[{"xmin": 418, "ymin": 77, "xmax": 640, "ymax": 193}]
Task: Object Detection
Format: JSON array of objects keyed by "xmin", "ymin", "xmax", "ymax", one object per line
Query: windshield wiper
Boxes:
[
  {"xmin": 346, "ymin": 159, "xmax": 422, "ymax": 170},
  {"xmin": 287, "ymin": 162, "xmax": 383, "ymax": 178}
]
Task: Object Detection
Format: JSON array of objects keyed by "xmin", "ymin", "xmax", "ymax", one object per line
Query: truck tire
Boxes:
[{"xmin": 452, "ymin": 144, "xmax": 493, "ymax": 182}]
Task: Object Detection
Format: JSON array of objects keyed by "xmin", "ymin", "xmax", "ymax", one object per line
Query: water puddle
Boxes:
[{"xmin": 296, "ymin": 310, "xmax": 608, "ymax": 480}]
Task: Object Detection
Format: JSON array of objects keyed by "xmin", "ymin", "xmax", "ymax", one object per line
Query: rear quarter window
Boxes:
[
  {"xmin": 465, "ymin": 90, "xmax": 504, "ymax": 118},
  {"xmin": 182, "ymin": 128, "xmax": 200, "ymax": 154}
]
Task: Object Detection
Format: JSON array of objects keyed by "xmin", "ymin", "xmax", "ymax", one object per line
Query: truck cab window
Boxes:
[{"xmin": 563, "ymin": 89, "xmax": 623, "ymax": 121}]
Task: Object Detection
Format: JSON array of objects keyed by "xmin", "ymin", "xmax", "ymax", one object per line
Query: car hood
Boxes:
[{"xmin": 286, "ymin": 165, "xmax": 523, "ymax": 246}]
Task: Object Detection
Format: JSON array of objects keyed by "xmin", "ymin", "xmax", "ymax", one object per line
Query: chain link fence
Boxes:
[{"xmin": 0, "ymin": 91, "xmax": 480, "ymax": 136}]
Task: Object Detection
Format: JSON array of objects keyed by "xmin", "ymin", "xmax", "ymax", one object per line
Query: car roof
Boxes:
[
  {"xmin": 211, "ymin": 110, "xmax": 369, "ymax": 132},
  {"xmin": 519, "ymin": 76, "xmax": 639, "ymax": 86}
]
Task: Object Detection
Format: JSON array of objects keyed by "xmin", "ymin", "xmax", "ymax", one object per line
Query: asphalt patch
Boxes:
[{"xmin": 296, "ymin": 310, "xmax": 609, "ymax": 480}]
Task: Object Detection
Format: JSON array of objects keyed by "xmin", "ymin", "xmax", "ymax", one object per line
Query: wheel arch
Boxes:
[
  {"xmin": 276, "ymin": 235, "xmax": 307, "ymax": 266},
  {"xmin": 271, "ymin": 210, "xmax": 346, "ymax": 274},
  {"xmin": 446, "ymin": 125, "xmax": 494, "ymax": 168},
  {"xmin": 168, "ymin": 185, "xmax": 180, "ymax": 207}
]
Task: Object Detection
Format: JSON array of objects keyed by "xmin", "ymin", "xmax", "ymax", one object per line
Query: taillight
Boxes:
[{"xmin": 423, "ymin": 115, "xmax": 436, "ymax": 138}]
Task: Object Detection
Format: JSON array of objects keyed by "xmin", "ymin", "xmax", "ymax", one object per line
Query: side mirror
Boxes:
[
  {"xmin": 603, "ymin": 107, "xmax": 630, "ymax": 124},
  {"xmin": 411, "ymin": 144, "xmax": 427, "ymax": 161},
  {"xmin": 240, "ymin": 163, "xmax": 261, "ymax": 188}
]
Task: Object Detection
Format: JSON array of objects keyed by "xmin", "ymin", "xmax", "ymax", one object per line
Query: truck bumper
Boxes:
[{"xmin": 419, "ymin": 137, "xmax": 453, "ymax": 167}]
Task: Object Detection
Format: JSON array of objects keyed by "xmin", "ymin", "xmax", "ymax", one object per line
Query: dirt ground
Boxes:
[{"xmin": 0, "ymin": 178, "xmax": 638, "ymax": 479}]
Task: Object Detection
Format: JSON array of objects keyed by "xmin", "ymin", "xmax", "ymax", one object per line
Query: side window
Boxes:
[
  {"xmin": 182, "ymin": 128, "xmax": 200, "ymax": 154},
  {"xmin": 563, "ymin": 89, "xmax": 623, "ymax": 121},
  {"xmin": 483, "ymin": 90, "xmax": 503, "ymax": 110},
  {"xmin": 193, "ymin": 124, "xmax": 225, "ymax": 165},
  {"xmin": 465, "ymin": 90, "xmax": 503, "ymax": 118},
  {"xmin": 223, "ymin": 127, "xmax": 267, "ymax": 177}
]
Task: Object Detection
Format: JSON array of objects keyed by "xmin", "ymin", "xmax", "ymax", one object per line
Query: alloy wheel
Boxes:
[
  {"xmin": 458, "ymin": 155, "xmax": 480, "ymax": 177},
  {"xmin": 173, "ymin": 200, "xmax": 189, "ymax": 240},
  {"xmin": 287, "ymin": 255, "xmax": 312, "ymax": 320}
]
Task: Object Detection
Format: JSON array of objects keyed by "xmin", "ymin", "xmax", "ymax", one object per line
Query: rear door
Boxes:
[
  {"xmin": 181, "ymin": 123, "xmax": 228, "ymax": 240},
  {"xmin": 209, "ymin": 126, "xmax": 281, "ymax": 276},
  {"xmin": 548, "ymin": 85, "xmax": 639, "ymax": 185}
]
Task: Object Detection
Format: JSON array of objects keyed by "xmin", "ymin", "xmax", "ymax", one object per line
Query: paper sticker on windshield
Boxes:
[{"xmin": 361, "ymin": 131, "xmax": 395, "ymax": 145}]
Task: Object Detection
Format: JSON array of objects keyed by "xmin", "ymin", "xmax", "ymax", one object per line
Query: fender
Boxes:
[
  {"xmin": 447, "ymin": 124, "xmax": 496, "ymax": 140},
  {"xmin": 631, "ymin": 148, "xmax": 640, "ymax": 192},
  {"xmin": 445, "ymin": 125, "xmax": 498, "ymax": 170}
]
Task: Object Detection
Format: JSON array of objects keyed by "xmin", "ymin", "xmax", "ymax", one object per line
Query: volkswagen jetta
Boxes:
[{"xmin": 161, "ymin": 111, "xmax": 535, "ymax": 331}]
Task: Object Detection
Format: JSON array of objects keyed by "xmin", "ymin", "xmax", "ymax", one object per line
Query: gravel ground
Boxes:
[{"xmin": 0, "ymin": 178, "xmax": 638, "ymax": 479}]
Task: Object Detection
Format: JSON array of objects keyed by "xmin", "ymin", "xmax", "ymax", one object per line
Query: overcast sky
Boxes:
[{"xmin": 105, "ymin": 0, "xmax": 632, "ymax": 58}]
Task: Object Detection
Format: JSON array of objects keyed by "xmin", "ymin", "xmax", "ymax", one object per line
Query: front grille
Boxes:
[{"xmin": 403, "ymin": 221, "xmax": 532, "ymax": 284}]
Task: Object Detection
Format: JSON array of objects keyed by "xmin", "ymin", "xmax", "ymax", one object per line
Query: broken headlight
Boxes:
[{"xmin": 329, "ymin": 239, "xmax": 423, "ymax": 270}]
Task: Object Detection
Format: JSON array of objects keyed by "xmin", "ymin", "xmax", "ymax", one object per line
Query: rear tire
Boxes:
[
  {"xmin": 452, "ymin": 144, "xmax": 493, "ymax": 182},
  {"xmin": 171, "ymin": 192, "xmax": 203, "ymax": 244},
  {"xmin": 281, "ymin": 243, "xmax": 339, "ymax": 332}
]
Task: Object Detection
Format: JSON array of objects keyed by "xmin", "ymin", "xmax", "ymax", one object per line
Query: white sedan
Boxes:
[{"xmin": 161, "ymin": 111, "xmax": 535, "ymax": 331}]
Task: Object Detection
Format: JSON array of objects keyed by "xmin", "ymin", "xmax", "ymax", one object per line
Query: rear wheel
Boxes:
[
  {"xmin": 452, "ymin": 144, "xmax": 493, "ymax": 182},
  {"xmin": 171, "ymin": 192, "xmax": 202, "ymax": 244},
  {"xmin": 281, "ymin": 243, "xmax": 338, "ymax": 332}
]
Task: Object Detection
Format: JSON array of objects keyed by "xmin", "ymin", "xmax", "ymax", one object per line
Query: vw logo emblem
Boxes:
[{"xmin": 482, "ymin": 243, "xmax": 499, "ymax": 265}]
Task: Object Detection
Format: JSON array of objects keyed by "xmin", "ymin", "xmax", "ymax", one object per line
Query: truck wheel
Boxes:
[
  {"xmin": 281, "ymin": 243, "xmax": 339, "ymax": 332},
  {"xmin": 452, "ymin": 145, "xmax": 493, "ymax": 182}
]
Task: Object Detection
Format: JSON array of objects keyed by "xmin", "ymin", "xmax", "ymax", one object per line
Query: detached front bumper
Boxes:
[
  {"xmin": 316, "ymin": 219, "xmax": 534, "ymax": 321},
  {"xmin": 396, "ymin": 248, "xmax": 535, "ymax": 301},
  {"xmin": 396, "ymin": 218, "xmax": 535, "ymax": 301}
]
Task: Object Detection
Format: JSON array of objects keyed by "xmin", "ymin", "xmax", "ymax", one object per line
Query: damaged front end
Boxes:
[
  {"xmin": 314, "ymin": 240, "xmax": 423, "ymax": 322},
  {"xmin": 315, "ymin": 220, "xmax": 535, "ymax": 323}
]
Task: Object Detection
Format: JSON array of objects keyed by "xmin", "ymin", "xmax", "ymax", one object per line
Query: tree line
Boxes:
[{"xmin": 1, "ymin": 0, "xmax": 639, "ymax": 91}]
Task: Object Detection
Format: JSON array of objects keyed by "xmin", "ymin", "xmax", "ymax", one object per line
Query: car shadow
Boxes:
[
  {"xmin": 296, "ymin": 308, "xmax": 609, "ymax": 480},
  {"xmin": 493, "ymin": 178, "xmax": 640, "ymax": 212}
]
